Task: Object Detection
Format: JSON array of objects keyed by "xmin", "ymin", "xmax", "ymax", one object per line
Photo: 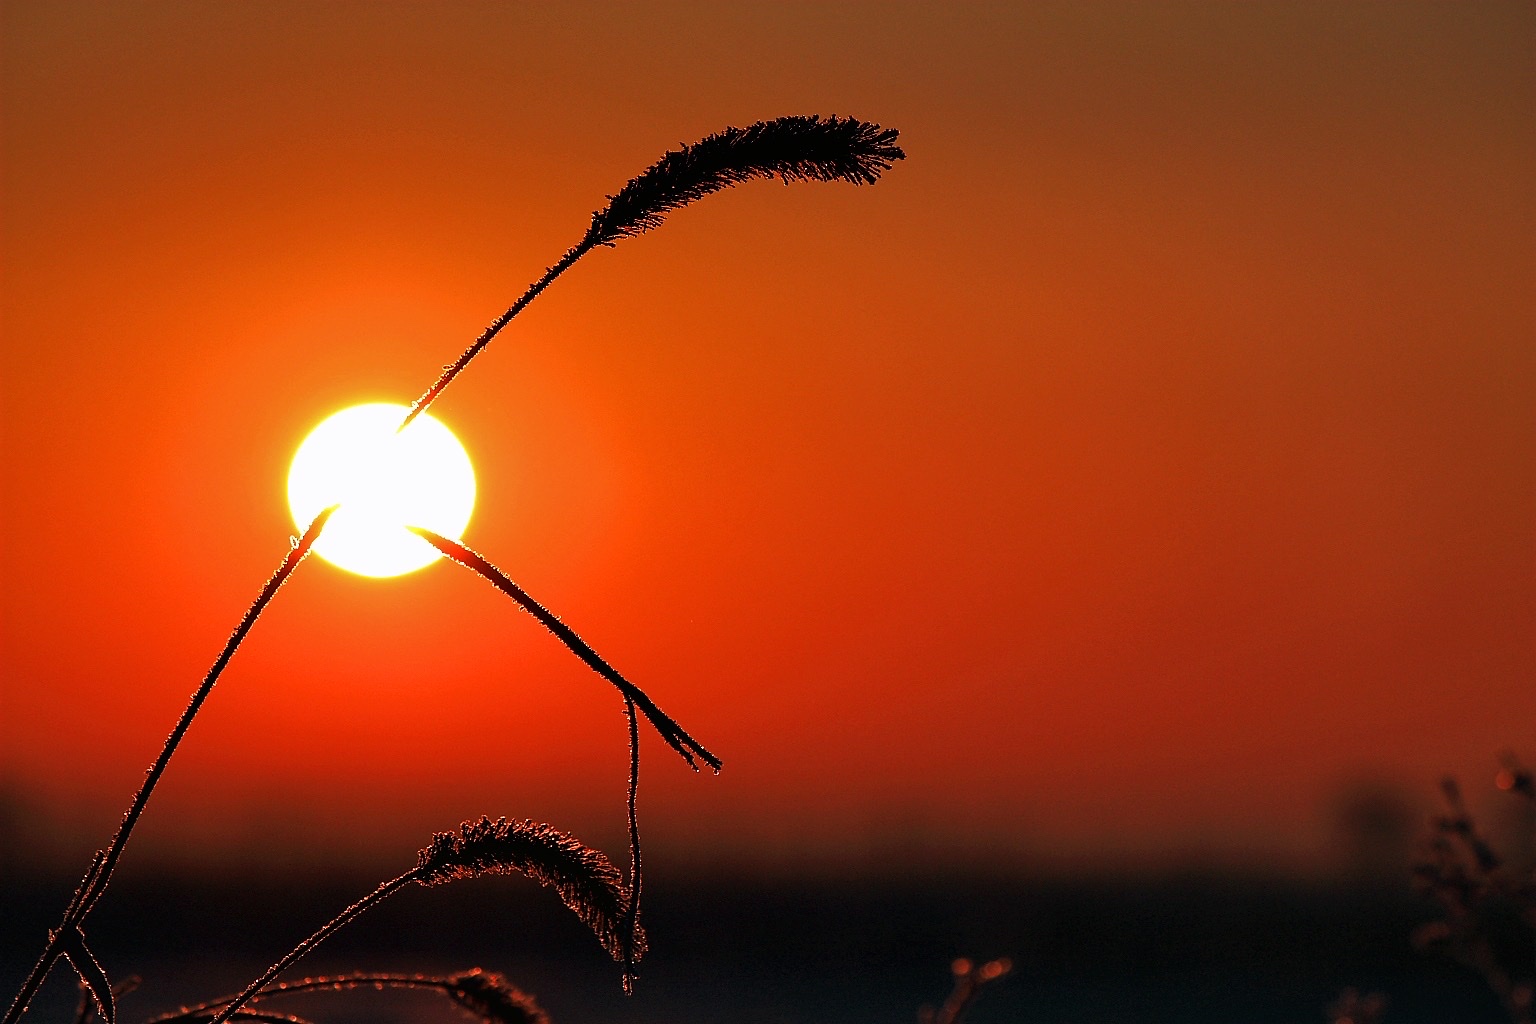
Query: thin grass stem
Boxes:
[
  {"xmin": 149, "ymin": 975, "xmax": 461, "ymax": 1023},
  {"xmin": 153, "ymin": 1012, "xmax": 319, "ymax": 1024},
  {"xmin": 80, "ymin": 506, "xmax": 339, "ymax": 916},
  {"xmin": 622, "ymin": 698, "xmax": 642, "ymax": 993},
  {"xmin": 408, "ymin": 527, "xmax": 720, "ymax": 772},
  {"xmin": 210, "ymin": 1013, "xmax": 317, "ymax": 1024},
  {"xmin": 401, "ymin": 244, "xmax": 591, "ymax": 430},
  {"xmin": 400, "ymin": 117, "xmax": 901, "ymax": 429},
  {"xmin": 153, "ymin": 972, "xmax": 543, "ymax": 1024},
  {"xmin": 205, "ymin": 873, "xmax": 423, "ymax": 1024},
  {"xmin": 1, "ymin": 507, "xmax": 337, "ymax": 1024}
]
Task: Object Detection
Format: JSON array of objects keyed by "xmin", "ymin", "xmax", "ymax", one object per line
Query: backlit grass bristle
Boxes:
[
  {"xmin": 417, "ymin": 816, "xmax": 643, "ymax": 967},
  {"xmin": 582, "ymin": 115, "xmax": 904, "ymax": 246},
  {"xmin": 444, "ymin": 970, "xmax": 549, "ymax": 1024}
]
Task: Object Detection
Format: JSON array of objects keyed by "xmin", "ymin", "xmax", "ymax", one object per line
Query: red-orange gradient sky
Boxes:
[{"xmin": 2, "ymin": 2, "xmax": 1532, "ymax": 874}]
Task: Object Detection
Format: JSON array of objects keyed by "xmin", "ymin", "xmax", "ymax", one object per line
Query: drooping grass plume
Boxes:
[
  {"xmin": 444, "ymin": 969, "xmax": 549, "ymax": 1024},
  {"xmin": 207, "ymin": 817, "xmax": 634, "ymax": 1024},
  {"xmin": 417, "ymin": 816, "xmax": 643, "ymax": 968},
  {"xmin": 582, "ymin": 114, "xmax": 904, "ymax": 246},
  {"xmin": 150, "ymin": 970, "xmax": 547, "ymax": 1024},
  {"xmin": 409, "ymin": 527, "xmax": 720, "ymax": 772},
  {"xmin": 402, "ymin": 115, "xmax": 903, "ymax": 427},
  {"xmin": 9, "ymin": 114, "xmax": 900, "ymax": 1024},
  {"xmin": 1413, "ymin": 770, "xmax": 1536, "ymax": 1024},
  {"xmin": 2, "ymin": 507, "xmax": 339, "ymax": 1024}
]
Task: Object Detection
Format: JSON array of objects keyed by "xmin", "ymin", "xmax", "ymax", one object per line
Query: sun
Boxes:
[{"xmin": 287, "ymin": 403, "xmax": 476, "ymax": 577}]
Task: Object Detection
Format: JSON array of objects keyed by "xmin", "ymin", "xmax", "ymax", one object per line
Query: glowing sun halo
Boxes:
[{"xmin": 287, "ymin": 403, "xmax": 476, "ymax": 577}]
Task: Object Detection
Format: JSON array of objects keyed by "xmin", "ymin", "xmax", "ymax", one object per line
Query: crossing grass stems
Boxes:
[{"xmin": 2, "ymin": 115, "xmax": 905, "ymax": 1024}]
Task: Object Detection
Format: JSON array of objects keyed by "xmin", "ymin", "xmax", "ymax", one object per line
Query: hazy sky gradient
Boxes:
[{"xmin": 2, "ymin": 2, "xmax": 1532, "ymax": 873}]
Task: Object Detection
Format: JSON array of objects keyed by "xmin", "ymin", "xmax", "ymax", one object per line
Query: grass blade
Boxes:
[
  {"xmin": 57, "ymin": 929, "xmax": 112, "ymax": 1024},
  {"xmin": 409, "ymin": 528, "xmax": 721, "ymax": 772}
]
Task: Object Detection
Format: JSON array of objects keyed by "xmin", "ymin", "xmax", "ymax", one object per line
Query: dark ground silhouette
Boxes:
[{"xmin": 0, "ymin": 863, "xmax": 1506, "ymax": 1024}]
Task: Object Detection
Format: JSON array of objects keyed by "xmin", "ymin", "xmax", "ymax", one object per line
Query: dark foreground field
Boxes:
[{"xmin": 0, "ymin": 864, "xmax": 1506, "ymax": 1024}]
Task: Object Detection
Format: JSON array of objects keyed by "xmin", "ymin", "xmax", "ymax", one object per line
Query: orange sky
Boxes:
[{"xmin": 2, "ymin": 2, "xmax": 1532, "ymax": 874}]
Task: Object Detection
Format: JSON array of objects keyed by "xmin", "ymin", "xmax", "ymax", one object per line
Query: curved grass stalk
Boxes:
[
  {"xmin": 621, "ymin": 698, "xmax": 642, "ymax": 993},
  {"xmin": 172, "ymin": 1013, "xmax": 318, "ymax": 1024},
  {"xmin": 149, "ymin": 975, "xmax": 464, "ymax": 1023},
  {"xmin": 210, "ymin": 816, "xmax": 632, "ymax": 1024},
  {"xmin": 400, "ymin": 115, "xmax": 902, "ymax": 429},
  {"xmin": 8, "ymin": 114, "xmax": 901, "ymax": 1022},
  {"xmin": 151, "ymin": 970, "xmax": 545, "ymax": 1024},
  {"xmin": 205, "ymin": 874, "xmax": 422, "ymax": 1024}
]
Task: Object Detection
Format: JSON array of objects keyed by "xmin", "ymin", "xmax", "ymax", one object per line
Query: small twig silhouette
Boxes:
[
  {"xmin": 401, "ymin": 114, "xmax": 903, "ymax": 428},
  {"xmin": 208, "ymin": 817, "xmax": 633, "ymax": 1024},
  {"xmin": 2, "ymin": 508, "xmax": 338, "ymax": 1024},
  {"xmin": 150, "ymin": 970, "xmax": 546, "ymax": 1024}
]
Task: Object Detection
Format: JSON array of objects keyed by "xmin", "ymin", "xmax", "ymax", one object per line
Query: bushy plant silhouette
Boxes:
[
  {"xmin": 3, "ymin": 115, "xmax": 904, "ymax": 1024},
  {"xmin": 1412, "ymin": 763, "xmax": 1536, "ymax": 1024}
]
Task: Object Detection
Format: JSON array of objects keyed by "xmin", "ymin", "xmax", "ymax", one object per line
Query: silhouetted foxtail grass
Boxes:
[
  {"xmin": 401, "ymin": 114, "xmax": 904, "ymax": 428},
  {"xmin": 4, "ymin": 114, "xmax": 904, "ymax": 1024},
  {"xmin": 441, "ymin": 969, "xmax": 549, "ymax": 1024},
  {"xmin": 208, "ymin": 817, "xmax": 635, "ymax": 1024},
  {"xmin": 406, "ymin": 527, "xmax": 688, "ymax": 984},
  {"xmin": 580, "ymin": 114, "xmax": 904, "ymax": 245},
  {"xmin": 417, "ymin": 816, "xmax": 644, "ymax": 966}
]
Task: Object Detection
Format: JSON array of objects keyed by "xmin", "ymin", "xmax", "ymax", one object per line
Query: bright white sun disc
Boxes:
[{"xmin": 288, "ymin": 403, "xmax": 476, "ymax": 577}]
